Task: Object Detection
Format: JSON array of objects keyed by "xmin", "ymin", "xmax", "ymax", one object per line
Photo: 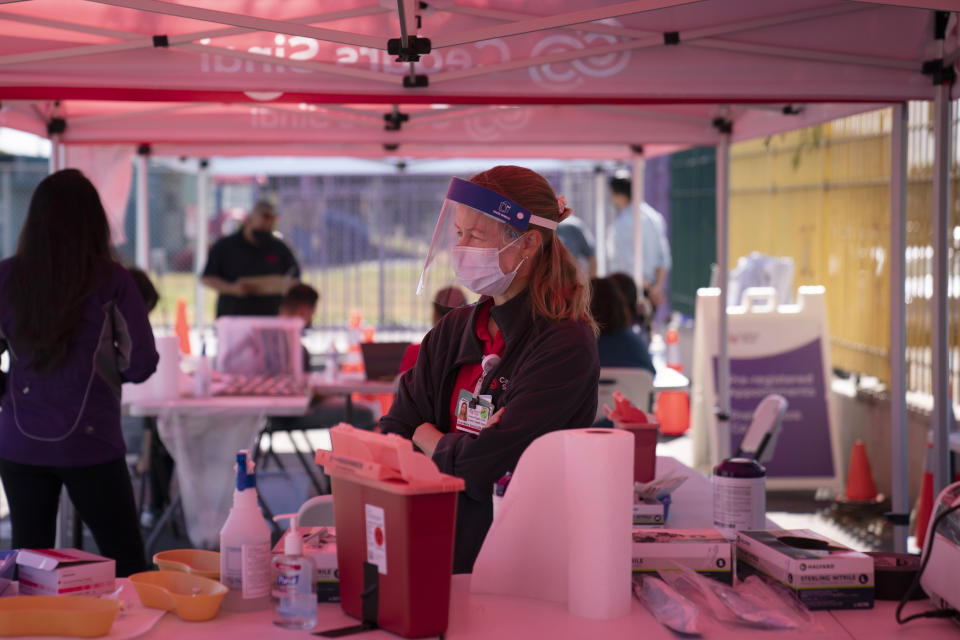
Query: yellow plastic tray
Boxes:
[
  {"xmin": 129, "ymin": 570, "xmax": 227, "ymax": 622},
  {"xmin": 153, "ymin": 549, "xmax": 220, "ymax": 580},
  {"xmin": 0, "ymin": 595, "xmax": 121, "ymax": 637}
]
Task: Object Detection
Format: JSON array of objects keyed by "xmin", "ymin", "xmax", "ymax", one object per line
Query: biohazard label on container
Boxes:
[{"xmin": 365, "ymin": 504, "xmax": 387, "ymax": 575}]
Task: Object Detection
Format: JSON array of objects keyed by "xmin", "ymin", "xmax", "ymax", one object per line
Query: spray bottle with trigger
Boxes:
[{"xmin": 219, "ymin": 450, "xmax": 271, "ymax": 611}]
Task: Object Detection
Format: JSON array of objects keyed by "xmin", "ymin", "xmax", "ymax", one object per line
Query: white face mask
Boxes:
[{"xmin": 451, "ymin": 235, "xmax": 526, "ymax": 296}]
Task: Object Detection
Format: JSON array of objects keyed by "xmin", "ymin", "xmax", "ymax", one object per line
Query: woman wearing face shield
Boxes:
[{"xmin": 380, "ymin": 165, "xmax": 600, "ymax": 574}]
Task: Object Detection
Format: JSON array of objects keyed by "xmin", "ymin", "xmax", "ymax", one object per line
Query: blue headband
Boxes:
[{"xmin": 446, "ymin": 178, "xmax": 557, "ymax": 232}]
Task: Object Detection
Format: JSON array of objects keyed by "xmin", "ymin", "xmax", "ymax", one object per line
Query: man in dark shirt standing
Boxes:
[{"xmin": 201, "ymin": 200, "xmax": 301, "ymax": 317}]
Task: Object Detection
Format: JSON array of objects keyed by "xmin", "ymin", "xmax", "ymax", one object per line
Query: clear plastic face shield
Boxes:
[{"xmin": 417, "ymin": 178, "xmax": 558, "ymax": 299}]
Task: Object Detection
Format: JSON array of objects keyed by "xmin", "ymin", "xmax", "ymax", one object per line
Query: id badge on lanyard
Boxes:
[
  {"xmin": 455, "ymin": 390, "xmax": 493, "ymax": 435},
  {"xmin": 455, "ymin": 354, "xmax": 500, "ymax": 436}
]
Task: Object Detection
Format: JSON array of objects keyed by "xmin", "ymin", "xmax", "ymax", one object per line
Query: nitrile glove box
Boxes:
[
  {"xmin": 273, "ymin": 526, "xmax": 339, "ymax": 603},
  {"xmin": 633, "ymin": 495, "xmax": 670, "ymax": 526},
  {"xmin": 16, "ymin": 548, "xmax": 115, "ymax": 597},
  {"xmin": 736, "ymin": 529, "xmax": 874, "ymax": 610},
  {"xmin": 632, "ymin": 529, "xmax": 733, "ymax": 584},
  {"xmin": 0, "ymin": 550, "xmax": 17, "ymax": 597}
]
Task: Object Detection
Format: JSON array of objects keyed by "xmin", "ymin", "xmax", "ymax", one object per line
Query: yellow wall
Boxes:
[{"xmin": 729, "ymin": 105, "xmax": 960, "ymax": 392}]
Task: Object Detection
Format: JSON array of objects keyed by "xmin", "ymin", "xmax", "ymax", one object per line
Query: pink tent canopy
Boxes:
[
  {"xmin": 0, "ymin": 0, "xmax": 955, "ymax": 552},
  {"xmin": 0, "ymin": 0, "xmax": 952, "ymax": 107},
  {"xmin": 0, "ymin": 99, "xmax": 883, "ymax": 158},
  {"xmin": 0, "ymin": 0, "xmax": 950, "ymax": 158}
]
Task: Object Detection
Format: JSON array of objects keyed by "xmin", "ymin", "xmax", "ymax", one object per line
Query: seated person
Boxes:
[
  {"xmin": 278, "ymin": 283, "xmax": 320, "ymax": 372},
  {"xmin": 399, "ymin": 286, "xmax": 468, "ymax": 375},
  {"xmin": 274, "ymin": 283, "xmax": 374, "ymax": 430},
  {"xmin": 608, "ymin": 270, "xmax": 654, "ymax": 339},
  {"xmin": 590, "ymin": 276, "xmax": 655, "ymax": 375}
]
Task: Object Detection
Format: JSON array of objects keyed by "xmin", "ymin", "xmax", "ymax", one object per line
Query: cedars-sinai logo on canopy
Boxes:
[
  {"xmin": 462, "ymin": 108, "xmax": 533, "ymax": 142},
  {"xmin": 528, "ymin": 19, "xmax": 632, "ymax": 91}
]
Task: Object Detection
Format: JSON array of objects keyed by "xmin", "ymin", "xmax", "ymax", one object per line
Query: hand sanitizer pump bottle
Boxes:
[{"xmin": 271, "ymin": 514, "xmax": 317, "ymax": 629}]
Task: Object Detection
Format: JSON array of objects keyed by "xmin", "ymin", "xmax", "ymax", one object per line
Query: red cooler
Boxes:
[{"xmin": 315, "ymin": 425, "xmax": 464, "ymax": 638}]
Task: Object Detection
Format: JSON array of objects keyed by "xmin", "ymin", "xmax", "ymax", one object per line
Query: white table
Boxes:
[
  {"xmin": 127, "ymin": 395, "xmax": 311, "ymax": 418},
  {"xmin": 128, "ymin": 395, "xmax": 311, "ymax": 549},
  {"xmin": 653, "ymin": 366, "xmax": 690, "ymax": 392},
  {"xmin": 137, "ymin": 574, "xmax": 960, "ymax": 640},
  {"xmin": 132, "ymin": 455, "xmax": 958, "ymax": 640},
  {"xmin": 654, "ymin": 456, "xmax": 778, "ymax": 529},
  {"xmin": 309, "ymin": 372, "xmax": 396, "ymax": 426},
  {"xmin": 309, "ymin": 373, "xmax": 397, "ymax": 397}
]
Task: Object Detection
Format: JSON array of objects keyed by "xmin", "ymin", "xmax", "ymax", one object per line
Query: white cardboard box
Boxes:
[
  {"xmin": 633, "ymin": 495, "xmax": 667, "ymax": 526},
  {"xmin": 632, "ymin": 529, "xmax": 733, "ymax": 584},
  {"xmin": 16, "ymin": 548, "xmax": 115, "ymax": 597},
  {"xmin": 736, "ymin": 529, "xmax": 874, "ymax": 610},
  {"xmin": 272, "ymin": 526, "xmax": 339, "ymax": 603}
]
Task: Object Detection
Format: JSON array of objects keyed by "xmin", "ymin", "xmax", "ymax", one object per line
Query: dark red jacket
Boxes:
[{"xmin": 380, "ymin": 290, "xmax": 599, "ymax": 573}]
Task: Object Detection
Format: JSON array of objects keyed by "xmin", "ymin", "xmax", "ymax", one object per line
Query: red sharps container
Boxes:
[{"xmin": 315, "ymin": 425, "xmax": 464, "ymax": 638}]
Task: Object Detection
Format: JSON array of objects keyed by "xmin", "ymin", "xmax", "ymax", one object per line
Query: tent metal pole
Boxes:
[
  {"xmin": 377, "ymin": 175, "xmax": 387, "ymax": 327},
  {"xmin": 48, "ymin": 135, "xmax": 59, "ymax": 173},
  {"xmin": 632, "ymin": 150, "xmax": 645, "ymax": 291},
  {"xmin": 429, "ymin": 4, "xmax": 884, "ymax": 85},
  {"xmin": 688, "ymin": 40, "xmax": 914, "ymax": 71},
  {"xmin": 2, "ymin": 169, "xmax": 11, "ymax": 258},
  {"xmin": 178, "ymin": 43, "xmax": 391, "ymax": 84},
  {"xmin": 595, "ymin": 165, "xmax": 607, "ymax": 277},
  {"xmin": 194, "ymin": 159, "xmax": 209, "ymax": 333},
  {"xmin": 134, "ymin": 146, "xmax": 150, "ymax": 271},
  {"xmin": 931, "ymin": 64, "xmax": 952, "ymax": 497},
  {"xmin": 439, "ymin": 2, "xmax": 863, "ymax": 44},
  {"xmin": 890, "ymin": 103, "xmax": 909, "ymax": 553},
  {"xmin": 0, "ymin": 7, "xmax": 390, "ymax": 67},
  {"xmin": 430, "ymin": 0, "xmax": 696, "ymax": 48},
  {"xmin": 87, "ymin": 0, "xmax": 384, "ymax": 49},
  {"xmin": 716, "ymin": 126, "xmax": 732, "ymax": 461}
]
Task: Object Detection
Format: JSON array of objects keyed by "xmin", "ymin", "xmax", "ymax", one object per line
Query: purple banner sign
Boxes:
[{"xmin": 714, "ymin": 338, "xmax": 834, "ymax": 478}]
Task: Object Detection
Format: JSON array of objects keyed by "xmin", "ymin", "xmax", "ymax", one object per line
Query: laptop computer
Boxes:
[{"xmin": 360, "ymin": 342, "xmax": 412, "ymax": 381}]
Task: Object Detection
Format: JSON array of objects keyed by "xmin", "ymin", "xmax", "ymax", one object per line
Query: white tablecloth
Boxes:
[
  {"xmin": 137, "ymin": 575, "xmax": 960, "ymax": 640},
  {"xmin": 129, "ymin": 396, "xmax": 310, "ymax": 548},
  {"xmin": 130, "ymin": 454, "xmax": 958, "ymax": 639}
]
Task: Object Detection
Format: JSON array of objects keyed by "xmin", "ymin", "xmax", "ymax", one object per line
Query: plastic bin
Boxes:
[
  {"xmin": 615, "ymin": 419, "xmax": 659, "ymax": 483},
  {"xmin": 214, "ymin": 316, "xmax": 304, "ymax": 378},
  {"xmin": 315, "ymin": 425, "xmax": 464, "ymax": 638}
]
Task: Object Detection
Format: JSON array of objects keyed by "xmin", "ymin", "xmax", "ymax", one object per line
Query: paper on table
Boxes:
[
  {"xmin": 152, "ymin": 336, "xmax": 181, "ymax": 400},
  {"xmin": 471, "ymin": 428, "xmax": 634, "ymax": 620},
  {"xmin": 123, "ymin": 335, "xmax": 181, "ymax": 402}
]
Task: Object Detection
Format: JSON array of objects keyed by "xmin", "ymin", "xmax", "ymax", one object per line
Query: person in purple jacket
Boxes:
[
  {"xmin": 0, "ymin": 169, "xmax": 159, "ymax": 576},
  {"xmin": 381, "ymin": 165, "xmax": 600, "ymax": 573}
]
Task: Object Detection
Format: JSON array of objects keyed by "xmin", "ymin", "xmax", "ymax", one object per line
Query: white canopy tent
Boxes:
[{"xmin": 0, "ymin": 0, "xmax": 956, "ymax": 552}]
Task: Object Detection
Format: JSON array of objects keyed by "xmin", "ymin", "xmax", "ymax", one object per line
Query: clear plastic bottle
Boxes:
[
  {"xmin": 324, "ymin": 342, "xmax": 339, "ymax": 382},
  {"xmin": 193, "ymin": 341, "xmax": 211, "ymax": 398},
  {"xmin": 271, "ymin": 514, "xmax": 317, "ymax": 630},
  {"xmin": 219, "ymin": 450, "xmax": 272, "ymax": 611}
]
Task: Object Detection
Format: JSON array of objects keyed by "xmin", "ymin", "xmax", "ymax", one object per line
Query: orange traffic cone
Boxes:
[
  {"xmin": 655, "ymin": 391, "xmax": 690, "ymax": 436},
  {"xmin": 655, "ymin": 328, "xmax": 690, "ymax": 435},
  {"xmin": 174, "ymin": 297, "xmax": 191, "ymax": 355},
  {"xmin": 915, "ymin": 436, "xmax": 935, "ymax": 548},
  {"xmin": 843, "ymin": 440, "xmax": 878, "ymax": 502},
  {"xmin": 665, "ymin": 328, "xmax": 683, "ymax": 373}
]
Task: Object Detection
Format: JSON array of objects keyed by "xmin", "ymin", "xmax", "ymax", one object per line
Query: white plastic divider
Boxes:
[{"xmin": 691, "ymin": 286, "xmax": 843, "ymax": 491}]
